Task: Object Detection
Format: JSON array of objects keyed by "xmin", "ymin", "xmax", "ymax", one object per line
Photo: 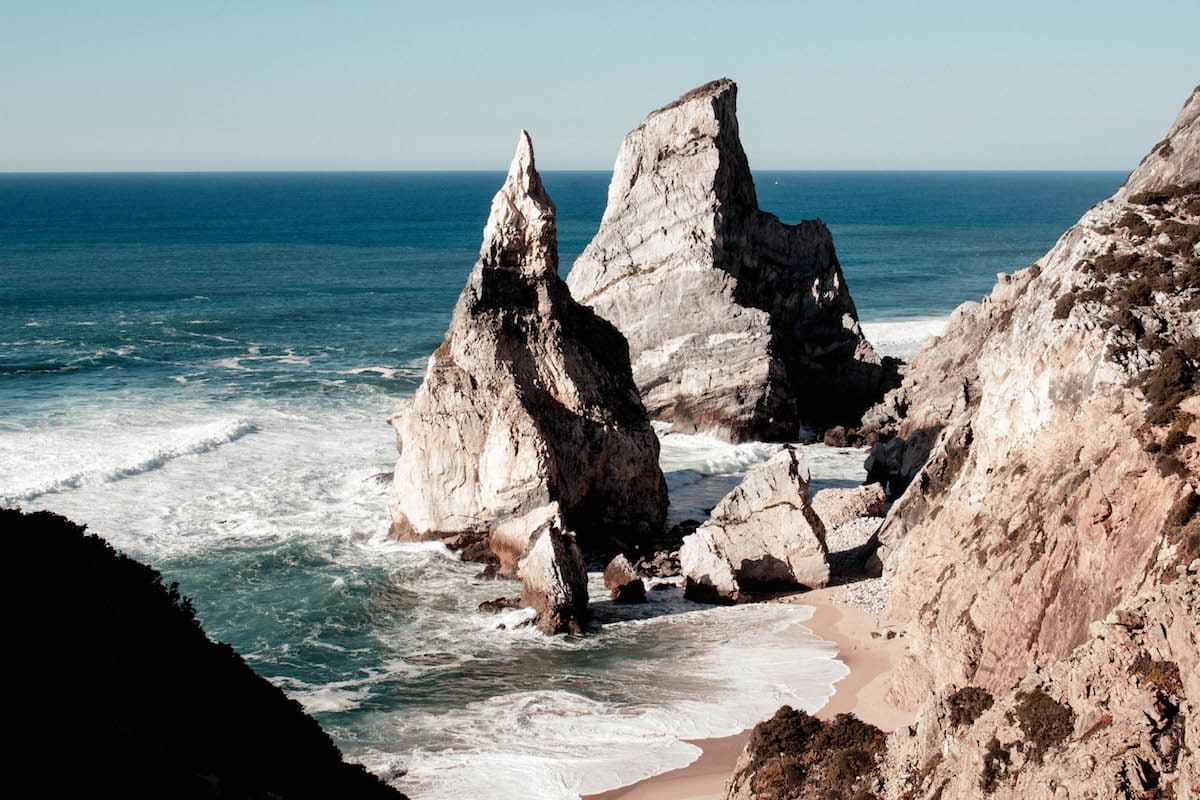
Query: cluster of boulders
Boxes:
[{"xmin": 387, "ymin": 81, "xmax": 888, "ymax": 633}]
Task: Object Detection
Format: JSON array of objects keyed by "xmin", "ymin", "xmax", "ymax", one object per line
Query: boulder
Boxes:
[
  {"xmin": 811, "ymin": 483, "xmax": 887, "ymax": 530},
  {"xmin": 477, "ymin": 596, "xmax": 522, "ymax": 614},
  {"xmin": 603, "ymin": 554, "xmax": 647, "ymax": 603},
  {"xmin": 517, "ymin": 511, "xmax": 590, "ymax": 635},
  {"xmin": 681, "ymin": 446, "xmax": 830, "ymax": 602},
  {"xmin": 388, "ymin": 131, "xmax": 667, "ymax": 570},
  {"xmin": 724, "ymin": 707, "xmax": 886, "ymax": 800},
  {"xmin": 567, "ymin": 79, "xmax": 893, "ymax": 441}
]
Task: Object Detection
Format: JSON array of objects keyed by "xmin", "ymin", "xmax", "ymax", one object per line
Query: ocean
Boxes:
[{"xmin": 0, "ymin": 170, "xmax": 1123, "ymax": 798}]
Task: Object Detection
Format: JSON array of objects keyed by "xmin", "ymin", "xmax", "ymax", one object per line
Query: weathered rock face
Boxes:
[
  {"xmin": 720, "ymin": 84, "xmax": 1200, "ymax": 800},
  {"xmin": 603, "ymin": 554, "xmax": 646, "ymax": 603},
  {"xmin": 566, "ymin": 79, "xmax": 892, "ymax": 442},
  {"xmin": 812, "ymin": 483, "xmax": 887, "ymax": 530},
  {"xmin": 681, "ymin": 446, "xmax": 830, "ymax": 602},
  {"xmin": 861, "ymin": 85, "xmax": 1200, "ymax": 713},
  {"xmin": 388, "ymin": 131, "xmax": 668, "ymax": 570},
  {"xmin": 876, "ymin": 574, "xmax": 1197, "ymax": 800},
  {"xmin": 517, "ymin": 508, "xmax": 590, "ymax": 635},
  {"xmin": 775, "ymin": 86, "xmax": 1200, "ymax": 799}
]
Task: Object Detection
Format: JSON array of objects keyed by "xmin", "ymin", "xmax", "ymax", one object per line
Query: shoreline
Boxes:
[{"xmin": 584, "ymin": 587, "xmax": 912, "ymax": 800}]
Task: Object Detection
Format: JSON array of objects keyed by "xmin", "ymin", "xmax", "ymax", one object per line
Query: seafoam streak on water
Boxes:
[
  {"xmin": 0, "ymin": 416, "xmax": 259, "ymax": 505},
  {"xmin": 860, "ymin": 316, "xmax": 948, "ymax": 361}
]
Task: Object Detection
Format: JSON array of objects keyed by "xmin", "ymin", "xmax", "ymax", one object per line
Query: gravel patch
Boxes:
[
  {"xmin": 828, "ymin": 574, "xmax": 894, "ymax": 616},
  {"xmin": 821, "ymin": 515, "xmax": 893, "ymax": 615},
  {"xmin": 825, "ymin": 516, "xmax": 883, "ymax": 553}
]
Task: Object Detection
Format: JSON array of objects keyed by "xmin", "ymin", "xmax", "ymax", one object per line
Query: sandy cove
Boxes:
[{"xmin": 585, "ymin": 587, "xmax": 913, "ymax": 800}]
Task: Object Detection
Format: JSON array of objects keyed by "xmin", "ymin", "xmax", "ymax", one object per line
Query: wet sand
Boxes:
[{"xmin": 585, "ymin": 588, "xmax": 912, "ymax": 800}]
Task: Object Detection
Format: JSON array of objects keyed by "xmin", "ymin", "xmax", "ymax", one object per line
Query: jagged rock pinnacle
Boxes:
[
  {"xmin": 480, "ymin": 130, "xmax": 558, "ymax": 275},
  {"xmin": 389, "ymin": 130, "xmax": 667, "ymax": 635},
  {"xmin": 567, "ymin": 79, "xmax": 890, "ymax": 441}
]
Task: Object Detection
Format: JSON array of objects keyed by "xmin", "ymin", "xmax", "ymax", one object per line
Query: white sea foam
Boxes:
[
  {"xmin": 860, "ymin": 316, "xmax": 948, "ymax": 361},
  {"xmin": 212, "ymin": 357, "xmax": 247, "ymax": 370},
  {"xmin": 0, "ymin": 416, "xmax": 258, "ymax": 505},
  {"xmin": 342, "ymin": 366, "xmax": 404, "ymax": 379},
  {"xmin": 377, "ymin": 603, "xmax": 847, "ymax": 800},
  {"xmin": 2, "ymin": 393, "xmax": 863, "ymax": 800}
]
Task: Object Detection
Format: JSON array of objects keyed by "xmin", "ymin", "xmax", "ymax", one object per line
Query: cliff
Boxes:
[
  {"xmin": 566, "ymin": 79, "xmax": 893, "ymax": 442},
  {"xmin": 389, "ymin": 131, "xmax": 667, "ymax": 573},
  {"xmin": 868, "ymin": 84, "xmax": 1199, "ymax": 709},
  {"xmin": 729, "ymin": 85, "xmax": 1200, "ymax": 799},
  {"xmin": 6, "ymin": 508, "xmax": 404, "ymax": 799}
]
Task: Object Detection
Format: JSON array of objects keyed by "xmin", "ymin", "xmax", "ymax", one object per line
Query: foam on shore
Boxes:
[{"xmin": 860, "ymin": 316, "xmax": 948, "ymax": 361}]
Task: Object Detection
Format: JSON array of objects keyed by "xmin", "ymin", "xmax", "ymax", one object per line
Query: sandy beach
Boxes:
[{"xmin": 585, "ymin": 587, "xmax": 912, "ymax": 800}]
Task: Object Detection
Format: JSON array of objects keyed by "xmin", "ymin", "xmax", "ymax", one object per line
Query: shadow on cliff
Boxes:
[{"xmin": 4, "ymin": 508, "xmax": 405, "ymax": 800}]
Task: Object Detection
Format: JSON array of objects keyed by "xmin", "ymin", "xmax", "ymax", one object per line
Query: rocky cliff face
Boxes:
[
  {"xmin": 725, "ymin": 85, "xmax": 1200, "ymax": 800},
  {"xmin": 566, "ymin": 79, "xmax": 892, "ymax": 442},
  {"xmin": 680, "ymin": 446, "xmax": 829, "ymax": 602},
  {"xmin": 389, "ymin": 132, "xmax": 668, "ymax": 572},
  {"xmin": 830, "ymin": 86, "xmax": 1200, "ymax": 798},
  {"xmin": 878, "ymin": 576, "xmax": 1196, "ymax": 799},
  {"xmin": 866, "ymin": 85, "xmax": 1200, "ymax": 710}
]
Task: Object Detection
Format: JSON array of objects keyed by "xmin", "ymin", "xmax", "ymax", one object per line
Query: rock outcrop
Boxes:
[
  {"xmin": 812, "ymin": 482, "xmax": 887, "ymax": 530},
  {"xmin": 566, "ymin": 79, "xmax": 893, "ymax": 442},
  {"xmin": 603, "ymin": 553, "xmax": 647, "ymax": 602},
  {"xmin": 8, "ymin": 509, "xmax": 404, "ymax": 799},
  {"xmin": 517, "ymin": 509, "xmax": 590, "ymax": 634},
  {"xmin": 388, "ymin": 131, "xmax": 668, "ymax": 574},
  {"xmin": 862, "ymin": 85, "xmax": 1200, "ymax": 712},
  {"xmin": 731, "ymin": 86, "xmax": 1200, "ymax": 799},
  {"xmin": 875, "ymin": 574, "xmax": 1197, "ymax": 799},
  {"xmin": 681, "ymin": 446, "xmax": 830, "ymax": 602},
  {"xmin": 724, "ymin": 84, "xmax": 1200, "ymax": 800},
  {"xmin": 724, "ymin": 706, "xmax": 886, "ymax": 800}
]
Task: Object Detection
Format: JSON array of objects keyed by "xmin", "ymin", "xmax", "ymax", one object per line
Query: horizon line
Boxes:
[{"xmin": 0, "ymin": 167, "xmax": 1133, "ymax": 176}]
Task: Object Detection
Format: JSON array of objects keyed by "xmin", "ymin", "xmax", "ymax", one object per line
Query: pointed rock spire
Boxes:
[
  {"xmin": 388, "ymin": 130, "xmax": 668, "ymax": 634},
  {"xmin": 480, "ymin": 130, "xmax": 558, "ymax": 275},
  {"xmin": 567, "ymin": 79, "xmax": 893, "ymax": 442}
]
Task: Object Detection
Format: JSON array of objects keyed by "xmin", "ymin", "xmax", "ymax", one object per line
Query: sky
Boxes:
[{"xmin": 2, "ymin": 1, "xmax": 1197, "ymax": 172}]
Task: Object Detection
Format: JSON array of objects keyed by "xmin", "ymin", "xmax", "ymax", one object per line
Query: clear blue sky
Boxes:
[{"xmin": 2, "ymin": 1, "xmax": 1197, "ymax": 171}]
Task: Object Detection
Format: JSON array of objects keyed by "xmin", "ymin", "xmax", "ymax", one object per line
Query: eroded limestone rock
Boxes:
[
  {"xmin": 603, "ymin": 554, "xmax": 646, "ymax": 603},
  {"xmin": 388, "ymin": 131, "xmax": 667, "ymax": 575},
  {"xmin": 860, "ymin": 85, "xmax": 1200, "ymax": 711},
  {"xmin": 681, "ymin": 446, "xmax": 830, "ymax": 602},
  {"xmin": 567, "ymin": 79, "xmax": 892, "ymax": 442},
  {"xmin": 517, "ymin": 511, "xmax": 590, "ymax": 635},
  {"xmin": 812, "ymin": 483, "xmax": 887, "ymax": 530}
]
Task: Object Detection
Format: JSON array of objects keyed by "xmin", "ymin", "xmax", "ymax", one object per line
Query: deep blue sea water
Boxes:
[{"xmin": 0, "ymin": 171, "xmax": 1123, "ymax": 799}]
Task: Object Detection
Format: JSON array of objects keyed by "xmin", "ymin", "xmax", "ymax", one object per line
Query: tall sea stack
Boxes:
[
  {"xmin": 567, "ymin": 79, "xmax": 890, "ymax": 442},
  {"xmin": 388, "ymin": 132, "xmax": 667, "ymax": 589}
]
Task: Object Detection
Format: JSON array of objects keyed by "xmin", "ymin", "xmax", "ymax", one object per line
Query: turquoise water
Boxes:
[{"xmin": 0, "ymin": 171, "xmax": 1122, "ymax": 798}]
